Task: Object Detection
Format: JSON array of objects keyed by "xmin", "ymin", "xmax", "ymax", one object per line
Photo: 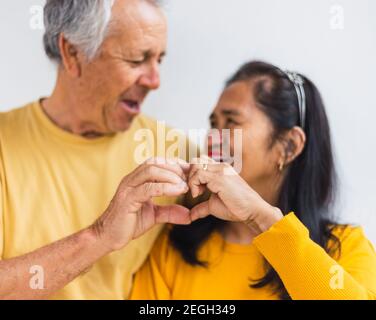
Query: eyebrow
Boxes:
[
  {"xmin": 142, "ymin": 50, "xmax": 166, "ymax": 59},
  {"xmin": 221, "ymin": 109, "xmax": 241, "ymax": 116},
  {"xmin": 209, "ymin": 109, "xmax": 241, "ymax": 122}
]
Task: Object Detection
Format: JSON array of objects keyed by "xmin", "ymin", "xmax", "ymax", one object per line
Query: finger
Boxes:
[
  {"xmin": 188, "ymin": 169, "xmax": 216, "ymax": 199},
  {"xmin": 132, "ymin": 182, "xmax": 189, "ymax": 202},
  {"xmin": 195, "ymin": 185, "xmax": 207, "ymax": 199},
  {"xmin": 199, "ymin": 155, "xmax": 218, "ymax": 164},
  {"xmin": 153, "ymin": 161, "xmax": 189, "ymax": 182},
  {"xmin": 190, "ymin": 201, "xmax": 211, "ymax": 222},
  {"xmin": 154, "ymin": 204, "xmax": 191, "ymax": 225},
  {"xmin": 130, "ymin": 165, "xmax": 186, "ymax": 186},
  {"xmin": 188, "ymin": 157, "xmax": 221, "ymax": 181},
  {"xmin": 146, "ymin": 157, "xmax": 190, "ymax": 170},
  {"xmin": 146, "ymin": 158, "xmax": 189, "ymax": 181},
  {"xmin": 162, "ymin": 157, "xmax": 191, "ymax": 173}
]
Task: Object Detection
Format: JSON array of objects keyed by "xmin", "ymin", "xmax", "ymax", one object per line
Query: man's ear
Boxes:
[
  {"xmin": 282, "ymin": 126, "xmax": 306, "ymax": 165},
  {"xmin": 58, "ymin": 33, "xmax": 82, "ymax": 78}
]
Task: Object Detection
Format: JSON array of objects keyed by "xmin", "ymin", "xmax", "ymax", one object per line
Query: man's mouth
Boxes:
[{"xmin": 120, "ymin": 99, "xmax": 141, "ymax": 115}]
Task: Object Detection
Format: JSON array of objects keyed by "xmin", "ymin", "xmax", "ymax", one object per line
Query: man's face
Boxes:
[{"xmin": 74, "ymin": 0, "xmax": 167, "ymax": 135}]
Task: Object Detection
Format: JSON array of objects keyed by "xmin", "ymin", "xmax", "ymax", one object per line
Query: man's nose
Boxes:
[{"xmin": 138, "ymin": 62, "xmax": 161, "ymax": 90}]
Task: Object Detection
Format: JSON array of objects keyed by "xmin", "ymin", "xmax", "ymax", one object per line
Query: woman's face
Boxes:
[{"xmin": 208, "ymin": 81, "xmax": 281, "ymax": 190}]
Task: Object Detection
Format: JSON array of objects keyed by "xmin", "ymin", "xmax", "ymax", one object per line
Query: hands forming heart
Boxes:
[{"xmin": 91, "ymin": 157, "xmax": 283, "ymax": 252}]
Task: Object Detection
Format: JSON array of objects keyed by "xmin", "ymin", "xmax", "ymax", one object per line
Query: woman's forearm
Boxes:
[
  {"xmin": 253, "ymin": 213, "xmax": 376, "ymax": 300},
  {"xmin": 244, "ymin": 205, "xmax": 283, "ymax": 235}
]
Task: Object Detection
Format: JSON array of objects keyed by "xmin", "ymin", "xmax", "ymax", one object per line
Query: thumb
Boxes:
[
  {"xmin": 190, "ymin": 201, "xmax": 211, "ymax": 222},
  {"xmin": 154, "ymin": 204, "xmax": 192, "ymax": 225}
]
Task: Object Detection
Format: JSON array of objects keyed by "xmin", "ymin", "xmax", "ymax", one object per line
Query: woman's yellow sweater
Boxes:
[{"xmin": 130, "ymin": 213, "xmax": 376, "ymax": 300}]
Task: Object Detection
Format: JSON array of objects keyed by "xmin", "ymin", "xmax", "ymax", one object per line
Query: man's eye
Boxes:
[{"xmin": 128, "ymin": 59, "xmax": 144, "ymax": 66}]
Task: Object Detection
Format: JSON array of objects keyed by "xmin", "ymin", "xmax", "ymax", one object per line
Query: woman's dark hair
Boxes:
[{"xmin": 170, "ymin": 61, "xmax": 342, "ymax": 299}]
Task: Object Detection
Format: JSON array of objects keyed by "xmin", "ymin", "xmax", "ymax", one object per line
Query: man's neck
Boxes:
[{"xmin": 41, "ymin": 79, "xmax": 106, "ymax": 139}]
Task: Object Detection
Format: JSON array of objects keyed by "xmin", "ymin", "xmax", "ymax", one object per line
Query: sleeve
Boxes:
[
  {"xmin": 0, "ymin": 179, "xmax": 3, "ymax": 259},
  {"xmin": 130, "ymin": 228, "xmax": 176, "ymax": 300},
  {"xmin": 253, "ymin": 213, "xmax": 376, "ymax": 300},
  {"xmin": 0, "ymin": 145, "xmax": 4, "ymax": 260}
]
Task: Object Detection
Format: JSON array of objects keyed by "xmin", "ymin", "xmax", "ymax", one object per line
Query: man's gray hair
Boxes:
[
  {"xmin": 43, "ymin": 0, "xmax": 115, "ymax": 63},
  {"xmin": 43, "ymin": 0, "xmax": 162, "ymax": 64}
]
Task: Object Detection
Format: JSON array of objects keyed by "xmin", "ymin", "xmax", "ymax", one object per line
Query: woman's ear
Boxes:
[
  {"xmin": 283, "ymin": 126, "xmax": 306, "ymax": 165},
  {"xmin": 58, "ymin": 33, "xmax": 82, "ymax": 78}
]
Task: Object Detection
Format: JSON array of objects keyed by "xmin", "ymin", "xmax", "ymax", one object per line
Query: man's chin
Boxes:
[
  {"xmin": 112, "ymin": 117, "xmax": 137, "ymax": 133},
  {"xmin": 107, "ymin": 106, "xmax": 140, "ymax": 134}
]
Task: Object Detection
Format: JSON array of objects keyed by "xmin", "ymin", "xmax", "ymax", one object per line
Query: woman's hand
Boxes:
[{"xmin": 188, "ymin": 157, "xmax": 283, "ymax": 235}]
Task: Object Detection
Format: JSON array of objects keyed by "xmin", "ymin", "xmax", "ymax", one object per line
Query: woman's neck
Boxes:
[{"xmin": 222, "ymin": 222, "xmax": 257, "ymax": 244}]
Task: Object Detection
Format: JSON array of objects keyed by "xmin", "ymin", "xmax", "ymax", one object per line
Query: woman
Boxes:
[{"xmin": 130, "ymin": 61, "xmax": 376, "ymax": 300}]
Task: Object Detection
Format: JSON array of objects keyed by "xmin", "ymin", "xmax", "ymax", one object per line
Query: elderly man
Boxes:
[{"xmin": 0, "ymin": 0, "xmax": 192, "ymax": 299}]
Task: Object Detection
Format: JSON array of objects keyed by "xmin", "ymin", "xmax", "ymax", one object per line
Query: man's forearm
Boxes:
[
  {"xmin": 0, "ymin": 227, "xmax": 111, "ymax": 300},
  {"xmin": 0, "ymin": 159, "xmax": 191, "ymax": 300}
]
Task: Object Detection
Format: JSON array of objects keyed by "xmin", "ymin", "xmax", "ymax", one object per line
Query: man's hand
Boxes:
[
  {"xmin": 0, "ymin": 158, "xmax": 192, "ymax": 300},
  {"xmin": 90, "ymin": 158, "xmax": 192, "ymax": 251}
]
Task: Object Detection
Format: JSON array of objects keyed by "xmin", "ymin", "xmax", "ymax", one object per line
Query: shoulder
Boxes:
[
  {"xmin": 133, "ymin": 113, "xmax": 184, "ymax": 138},
  {"xmin": 133, "ymin": 113, "xmax": 175, "ymax": 132},
  {"xmin": 330, "ymin": 224, "xmax": 376, "ymax": 292},
  {"xmin": 331, "ymin": 224, "xmax": 376, "ymax": 261},
  {"xmin": 133, "ymin": 113, "xmax": 159, "ymax": 129},
  {"xmin": 133, "ymin": 114, "xmax": 197, "ymax": 162},
  {"xmin": 0, "ymin": 102, "xmax": 35, "ymax": 134},
  {"xmin": 332, "ymin": 224, "xmax": 370, "ymax": 245}
]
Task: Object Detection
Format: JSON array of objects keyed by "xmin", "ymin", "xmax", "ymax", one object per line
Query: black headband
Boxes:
[{"xmin": 283, "ymin": 71, "xmax": 306, "ymax": 130}]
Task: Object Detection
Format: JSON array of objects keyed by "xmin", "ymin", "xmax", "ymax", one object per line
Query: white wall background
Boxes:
[{"xmin": 0, "ymin": 0, "xmax": 375, "ymax": 243}]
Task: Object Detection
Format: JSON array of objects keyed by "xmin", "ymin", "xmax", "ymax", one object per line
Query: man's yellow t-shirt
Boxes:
[{"xmin": 0, "ymin": 100, "xmax": 189, "ymax": 300}]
